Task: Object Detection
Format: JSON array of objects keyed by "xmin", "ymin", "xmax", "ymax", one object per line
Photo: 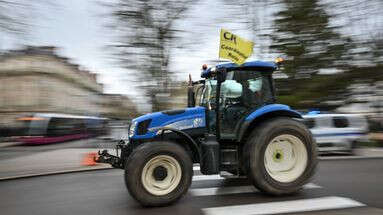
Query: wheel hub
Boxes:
[
  {"xmin": 141, "ymin": 155, "xmax": 182, "ymax": 196},
  {"xmin": 273, "ymin": 150, "xmax": 283, "ymax": 162},
  {"xmin": 153, "ymin": 166, "xmax": 168, "ymax": 181}
]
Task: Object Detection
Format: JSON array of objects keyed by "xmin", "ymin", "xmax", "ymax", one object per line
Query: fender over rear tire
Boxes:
[
  {"xmin": 245, "ymin": 117, "xmax": 317, "ymax": 195},
  {"xmin": 124, "ymin": 141, "xmax": 193, "ymax": 207}
]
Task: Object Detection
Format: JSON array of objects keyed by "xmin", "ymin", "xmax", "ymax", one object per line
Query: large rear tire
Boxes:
[
  {"xmin": 245, "ymin": 117, "xmax": 317, "ymax": 195},
  {"xmin": 124, "ymin": 142, "xmax": 193, "ymax": 207}
]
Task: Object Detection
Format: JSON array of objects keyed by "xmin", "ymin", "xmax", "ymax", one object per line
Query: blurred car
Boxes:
[
  {"xmin": 16, "ymin": 113, "xmax": 109, "ymax": 145},
  {"xmin": 303, "ymin": 113, "xmax": 369, "ymax": 154}
]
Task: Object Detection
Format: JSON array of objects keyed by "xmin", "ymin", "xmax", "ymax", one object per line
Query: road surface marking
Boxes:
[
  {"xmin": 202, "ymin": 196, "xmax": 365, "ymax": 215},
  {"xmin": 193, "ymin": 174, "xmax": 224, "ymax": 181},
  {"xmin": 190, "ymin": 183, "xmax": 321, "ymax": 196}
]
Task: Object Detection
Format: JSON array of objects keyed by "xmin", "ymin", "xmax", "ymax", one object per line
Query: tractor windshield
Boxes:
[
  {"xmin": 200, "ymin": 79, "xmax": 217, "ymax": 109},
  {"xmin": 200, "ymin": 70, "xmax": 274, "ymax": 109}
]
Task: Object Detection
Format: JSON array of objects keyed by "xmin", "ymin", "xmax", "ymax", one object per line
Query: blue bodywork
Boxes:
[
  {"xmin": 130, "ymin": 106, "xmax": 206, "ymax": 140},
  {"xmin": 245, "ymin": 104, "xmax": 301, "ymax": 121},
  {"xmin": 130, "ymin": 104, "xmax": 301, "ymax": 140}
]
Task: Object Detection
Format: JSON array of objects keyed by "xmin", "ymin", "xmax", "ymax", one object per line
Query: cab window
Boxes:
[
  {"xmin": 332, "ymin": 116, "xmax": 349, "ymax": 128},
  {"xmin": 304, "ymin": 118, "xmax": 316, "ymax": 129},
  {"xmin": 219, "ymin": 70, "xmax": 274, "ymax": 139}
]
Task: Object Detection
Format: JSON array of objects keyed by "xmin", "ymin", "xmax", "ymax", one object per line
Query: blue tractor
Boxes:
[{"xmin": 96, "ymin": 60, "xmax": 318, "ymax": 207}]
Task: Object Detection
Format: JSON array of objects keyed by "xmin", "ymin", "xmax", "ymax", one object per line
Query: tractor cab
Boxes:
[{"xmin": 189, "ymin": 61, "xmax": 279, "ymax": 140}]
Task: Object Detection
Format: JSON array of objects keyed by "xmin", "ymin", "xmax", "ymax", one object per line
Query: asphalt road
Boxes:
[{"xmin": 1, "ymin": 158, "xmax": 383, "ymax": 215}]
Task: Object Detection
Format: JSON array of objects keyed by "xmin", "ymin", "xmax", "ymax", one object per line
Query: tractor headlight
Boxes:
[{"xmin": 129, "ymin": 121, "xmax": 137, "ymax": 137}]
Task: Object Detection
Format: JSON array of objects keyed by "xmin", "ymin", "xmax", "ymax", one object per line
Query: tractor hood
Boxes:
[{"xmin": 130, "ymin": 106, "xmax": 206, "ymax": 139}]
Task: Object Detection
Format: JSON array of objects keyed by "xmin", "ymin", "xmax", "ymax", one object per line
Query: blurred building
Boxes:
[
  {"xmin": 101, "ymin": 94, "xmax": 138, "ymax": 119},
  {"xmin": 155, "ymin": 82, "xmax": 188, "ymax": 110},
  {"xmin": 0, "ymin": 46, "xmax": 137, "ymax": 136}
]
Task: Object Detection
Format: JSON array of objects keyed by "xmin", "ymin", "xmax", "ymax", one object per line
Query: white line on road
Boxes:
[
  {"xmin": 190, "ymin": 183, "xmax": 321, "ymax": 197},
  {"xmin": 192, "ymin": 174, "xmax": 224, "ymax": 181},
  {"xmin": 202, "ymin": 196, "xmax": 365, "ymax": 215}
]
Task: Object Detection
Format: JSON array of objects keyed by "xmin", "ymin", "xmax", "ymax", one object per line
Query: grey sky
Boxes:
[
  {"xmin": 1, "ymin": 0, "xmax": 380, "ymax": 110},
  {"xmin": 2, "ymin": 0, "xmax": 277, "ymax": 110}
]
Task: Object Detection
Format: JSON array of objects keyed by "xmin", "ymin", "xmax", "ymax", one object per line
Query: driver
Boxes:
[{"xmin": 233, "ymin": 71, "xmax": 264, "ymax": 108}]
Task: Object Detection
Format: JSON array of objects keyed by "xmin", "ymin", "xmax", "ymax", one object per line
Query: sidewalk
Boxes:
[{"xmin": 0, "ymin": 148, "xmax": 112, "ymax": 180}]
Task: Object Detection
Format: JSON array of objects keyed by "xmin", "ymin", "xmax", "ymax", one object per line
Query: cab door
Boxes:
[{"xmin": 218, "ymin": 70, "xmax": 274, "ymax": 140}]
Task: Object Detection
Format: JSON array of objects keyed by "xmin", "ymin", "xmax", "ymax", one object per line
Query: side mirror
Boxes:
[
  {"xmin": 216, "ymin": 68, "xmax": 227, "ymax": 83},
  {"xmin": 187, "ymin": 86, "xmax": 195, "ymax": 107},
  {"xmin": 187, "ymin": 74, "xmax": 195, "ymax": 107}
]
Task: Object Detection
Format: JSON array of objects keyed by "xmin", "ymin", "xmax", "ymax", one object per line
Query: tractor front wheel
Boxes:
[
  {"xmin": 245, "ymin": 117, "xmax": 317, "ymax": 195},
  {"xmin": 124, "ymin": 142, "xmax": 193, "ymax": 207}
]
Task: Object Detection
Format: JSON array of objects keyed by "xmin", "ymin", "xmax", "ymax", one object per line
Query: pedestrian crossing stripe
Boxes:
[
  {"xmin": 193, "ymin": 166, "xmax": 200, "ymax": 171},
  {"xmin": 191, "ymin": 168, "xmax": 365, "ymax": 215},
  {"xmin": 189, "ymin": 183, "xmax": 321, "ymax": 197},
  {"xmin": 193, "ymin": 174, "xmax": 223, "ymax": 181},
  {"xmin": 202, "ymin": 196, "xmax": 365, "ymax": 215}
]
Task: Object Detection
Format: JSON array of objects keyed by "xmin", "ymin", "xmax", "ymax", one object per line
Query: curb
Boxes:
[{"xmin": 0, "ymin": 166, "xmax": 113, "ymax": 181}]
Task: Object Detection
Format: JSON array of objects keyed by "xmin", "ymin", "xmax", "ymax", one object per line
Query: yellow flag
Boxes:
[{"xmin": 219, "ymin": 29, "xmax": 254, "ymax": 65}]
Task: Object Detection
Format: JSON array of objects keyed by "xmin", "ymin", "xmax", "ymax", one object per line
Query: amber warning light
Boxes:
[{"xmin": 275, "ymin": 57, "xmax": 284, "ymax": 64}]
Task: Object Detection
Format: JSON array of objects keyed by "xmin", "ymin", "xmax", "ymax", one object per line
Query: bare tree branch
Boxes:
[{"xmin": 107, "ymin": 0, "xmax": 193, "ymax": 111}]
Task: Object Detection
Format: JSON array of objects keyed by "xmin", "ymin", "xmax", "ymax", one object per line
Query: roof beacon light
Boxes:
[{"xmin": 275, "ymin": 57, "xmax": 284, "ymax": 64}]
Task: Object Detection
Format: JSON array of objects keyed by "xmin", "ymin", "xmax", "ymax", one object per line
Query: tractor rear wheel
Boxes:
[
  {"xmin": 124, "ymin": 142, "xmax": 193, "ymax": 207},
  {"xmin": 245, "ymin": 117, "xmax": 317, "ymax": 195}
]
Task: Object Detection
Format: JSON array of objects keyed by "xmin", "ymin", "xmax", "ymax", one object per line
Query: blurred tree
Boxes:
[
  {"xmin": 267, "ymin": 0, "xmax": 358, "ymax": 109},
  {"xmin": 370, "ymin": 32, "xmax": 383, "ymax": 65},
  {"xmin": 0, "ymin": 0, "xmax": 26, "ymax": 34},
  {"xmin": 0, "ymin": 0, "xmax": 52, "ymax": 49},
  {"xmin": 336, "ymin": 0, "xmax": 383, "ymax": 66},
  {"xmin": 108, "ymin": 0, "xmax": 192, "ymax": 112},
  {"xmin": 270, "ymin": 0, "xmax": 353, "ymax": 77},
  {"xmin": 220, "ymin": 0, "xmax": 273, "ymax": 59},
  {"xmin": 367, "ymin": 12, "xmax": 383, "ymax": 66}
]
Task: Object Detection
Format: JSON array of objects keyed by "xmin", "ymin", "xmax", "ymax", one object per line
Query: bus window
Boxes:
[{"xmin": 47, "ymin": 118, "xmax": 85, "ymax": 136}]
